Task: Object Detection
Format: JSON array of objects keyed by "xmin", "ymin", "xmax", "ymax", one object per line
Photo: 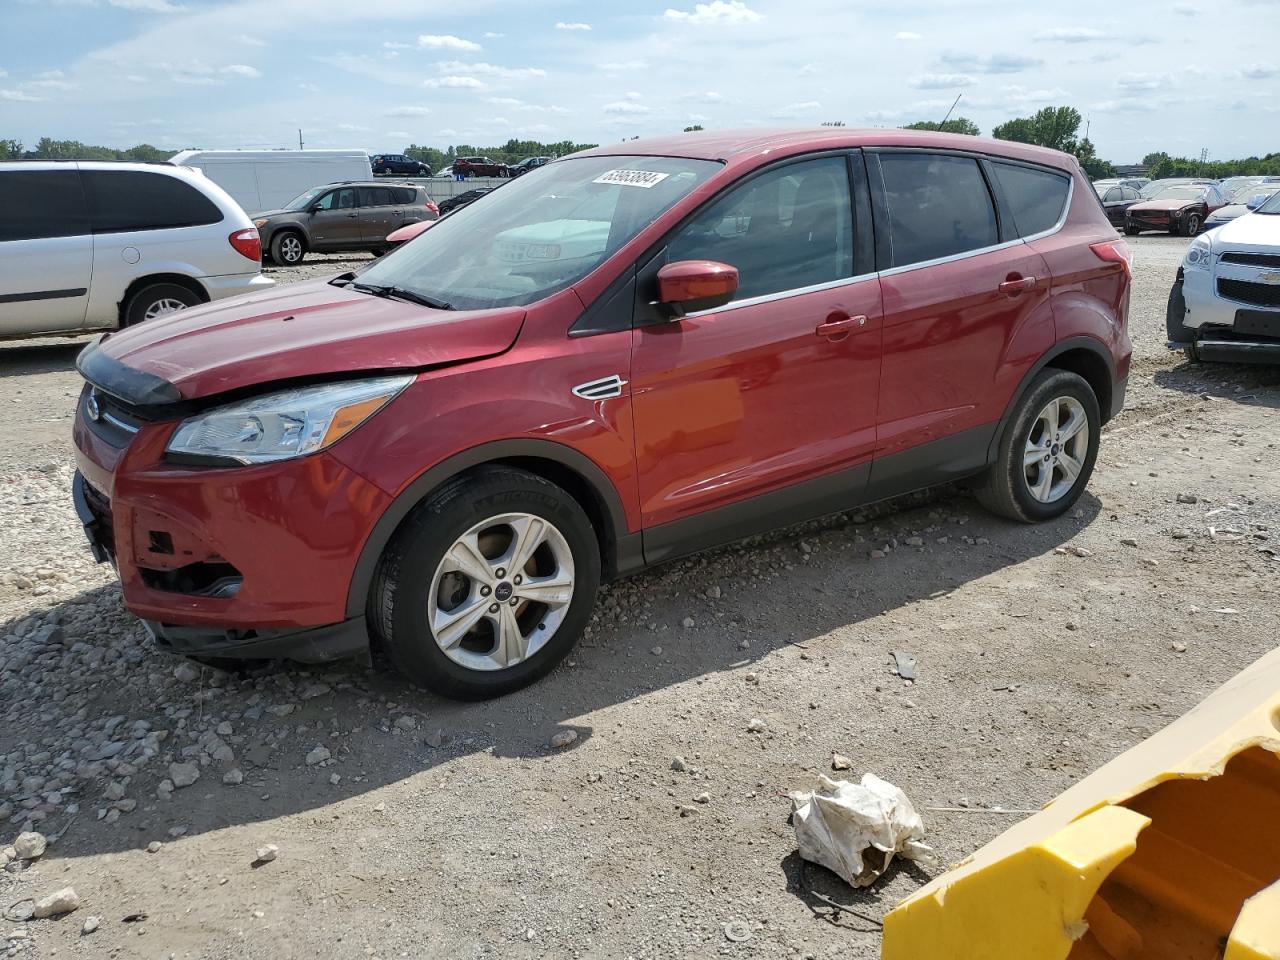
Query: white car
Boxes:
[
  {"xmin": 0, "ymin": 161, "xmax": 273, "ymax": 341},
  {"xmin": 1204, "ymin": 183, "xmax": 1280, "ymax": 228},
  {"xmin": 1168, "ymin": 189, "xmax": 1280, "ymax": 363}
]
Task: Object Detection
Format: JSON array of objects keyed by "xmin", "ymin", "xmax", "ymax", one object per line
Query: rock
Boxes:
[
  {"xmin": 1171, "ymin": 528, "xmax": 1191, "ymax": 540},
  {"xmin": 678, "ymin": 805, "xmax": 699, "ymax": 817},
  {"xmin": 168, "ymin": 762, "xmax": 200, "ymax": 788},
  {"xmin": 393, "ymin": 715, "xmax": 417, "ymax": 732},
  {"xmin": 1171, "ymin": 642, "xmax": 1188, "ymax": 653},
  {"xmin": 222, "ymin": 769, "xmax": 244, "ymax": 785},
  {"xmin": 304, "ymin": 746, "xmax": 331, "ymax": 766},
  {"xmin": 549, "ymin": 729, "xmax": 578, "ymax": 750},
  {"xmin": 13, "ymin": 831, "xmax": 47, "ymax": 860},
  {"xmin": 681, "ymin": 617, "xmax": 695, "ymax": 629},
  {"xmin": 1064, "ymin": 545, "xmax": 1093, "ymax": 558},
  {"xmin": 650, "ymin": 645, "xmax": 663, "ymax": 656},
  {"xmin": 81, "ymin": 915, "xmax": 100, "ymax": 935},
  {"xmin": 299, "ymin": 682, "xmax": 331, "ymax": 700},
  {"xmin": 705, "ymin": 585, "xmax": 721, "ymax": 600},
  {"xmin": 1176, "ymin": 492, "xmax": 1198, "ymax": 504},
  {"xmin": 32, "ymin": 887, "xmax": 80, "ymax": 919},
  {"xmin": 216, "ymin": 721, "xmax": 234, "ymax": 736},
  {"xmin": 671, "ymin": 756, "xmax": 689, "ymax": 772},
  {"xmin": 253, "ymin": 844, "xmax": 278, "ymax": 865},
  {"xmin": 870, "ymin": 549, "xmax": 886, "ymax": 560},
  {"xmin": 329, "ymin": 773, "xmax": 341, "ymax": 786},
  {"xmin": 173, "ymin": 662, "xmax": 200, "ymax": 683},
  {"xmin": 424, "ymin": 730, "xmax": 444, "ymax": 749},
  {"xmin": 724, "ymin": 920, "xmax": 752, "ymax": 943},
  {"xmin": 746, "ymin": 718, "xmax": 767, "ymax": 733},
  {"xmin": 694, "ymin": 791, "xmax": 711, "ymax": 804},
  {"xmin": 831, "ymin": 753, "xmax": 853, "ymax": 771},
  {"xmin": 1120, "ymin": 538, "xmax": 1138, "ymax": 547},
  {"xmin": 905, "ymin": 536, "xmax": 924, "ymax": 547},
  {"xmin": 146, "ymin": 841, "xmax": 161, "ymax": 853}
]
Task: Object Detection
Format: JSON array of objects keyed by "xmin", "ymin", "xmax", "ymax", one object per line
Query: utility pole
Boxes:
[{"xmin": 298, "ymin": 129, "xmax": 304, "ymax": 151}]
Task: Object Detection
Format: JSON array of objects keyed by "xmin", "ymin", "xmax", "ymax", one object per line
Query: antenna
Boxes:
[{"xmin": 937, "ymin": 93, "xmax": 962, "ymax": 131}]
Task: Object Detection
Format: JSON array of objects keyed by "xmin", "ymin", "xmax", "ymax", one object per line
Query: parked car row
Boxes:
[
  {"xmin": 369, "ymin": 154, "xmax": 555, "ymax": 180},
  {"xmin": 371, "ymin": 153, "xmax": 432, "ymax": 177},
  {"xmin": 68, "ymin": 128, "xmax": 1132, "ymax": 700},
  {"xmin": 1094, "ymin": 174, "xmax": 1280, "ymax": 237}
]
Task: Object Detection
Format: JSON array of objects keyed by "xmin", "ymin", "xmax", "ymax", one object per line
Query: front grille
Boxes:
[
  {"xmin": 79, "ymin": 385, "xmax": 146, "ymax": 449},
  {"xmin": 1220, "ymin": 252, "xmax": 1280, "ymax": 268},
  {"xmin": 82, "ymin": 479, "xmax": 116, "ymax": 557},
  {"xmin": 1218, "ymin": 278, "xmax": 1280, "ymax": 308}
]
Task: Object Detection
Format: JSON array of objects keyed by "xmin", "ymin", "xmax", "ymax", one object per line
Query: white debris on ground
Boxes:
[{"xmin": 790, "ymin": 773, "xmax": 933, "ymax": 888}]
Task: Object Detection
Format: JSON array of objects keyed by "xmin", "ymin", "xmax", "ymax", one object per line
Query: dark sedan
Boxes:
[
  {"xmin": 1095, "ymin": 183, "xmax": 1143, "ymax": 228},
  {"xmin": 510, "ymin": 156, "xmax": 553, "ymax": 177},
  {"xmin": 438, "ymin": 187, "xmax": 495, "ymax": 215},
  {"xmin": 1124, "ymin": 183, "xmax": 1230, "ymax": 237}
]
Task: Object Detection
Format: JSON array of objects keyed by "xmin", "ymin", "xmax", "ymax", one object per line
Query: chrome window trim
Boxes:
[
  {"xmin": 877, "ymin": 237, "xmax": 1028, "ymax": 280},
  {"xmin": 102, "ymin": 410, "xmax": 140, "ymax": 434},
  {"xmin": 682, "ymin": 271, "xmax": 880, "ymax": 319},
  {"xmin": 1016, "ymin": 175, "xmax": 1074, "ymax": 244}
]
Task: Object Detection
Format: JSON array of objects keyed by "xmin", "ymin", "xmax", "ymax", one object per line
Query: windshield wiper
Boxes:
[{"xmin": 351, "ymin": 281, "xmax": 454, "ymax": 310}]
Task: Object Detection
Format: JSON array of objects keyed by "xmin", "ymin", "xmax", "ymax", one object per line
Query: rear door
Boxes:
[
  {"xmin": 867, "ymin": 150, "xmax": 1054, "ymax": 494},
  {"xmin": 0, "ymin": 166, "xmax": 93, "ymax": 335},
  {"xmin": 309, "ymin": 187, "xmax": 361, "ymax": 249},
  {"xmin": 630, "ymin": 153, "xmax": 883, "ymax": 559},
  {"xmin": 357, "ymin": 186, "xmax": 399, "ymax": 242}
]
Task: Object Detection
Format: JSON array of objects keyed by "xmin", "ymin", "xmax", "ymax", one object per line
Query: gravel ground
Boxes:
[{"xmin": 1, "ymin": 237, "xmax": 1277, "ymax": 959}]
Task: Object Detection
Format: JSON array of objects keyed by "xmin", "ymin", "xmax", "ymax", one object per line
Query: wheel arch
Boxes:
[
  {"xmin": 986, "ymin": 336, "xmax": 1118, "ymax": 464},
  {"xmin": 345, "ymin": 439, "xmax": 639, "ymax": 620},
  {"xmin": 117, "ymin": 273, "xmax": 210, "ymax": 327}
]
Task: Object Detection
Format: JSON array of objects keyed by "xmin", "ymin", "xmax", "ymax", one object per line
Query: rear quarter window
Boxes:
[
  {"xmin": 989, "ymin": 161, "xmax": 1071, "ymax": 238},
  {"xmin": 877, "ymin": 153, "xmax": 999, "ymax": 268},
  {"xmin": 0, "ymin": 170, "xmax": 89, "ymax": 242},
  {"xmin": 82, "ymin": 170, "xmax": 223, "ymax": 233},
  {"xmin": 393, "ymin": 187, "xmax": 417, "ymax": 203}
]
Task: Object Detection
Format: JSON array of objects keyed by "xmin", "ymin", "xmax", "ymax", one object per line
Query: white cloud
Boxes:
[
  {"xmin": 769, "ymin": 99, "xmax": 820, "ymax": 118},
  {"xmin": 0, "ymin": 89, "xmax": 45, "ymax": 102},
  {"xmin": 297, "ymin": 82, "xmax": 320, "ymax": 92},
  {"xmin": 1090, "ymin": 99, "xmax": 1156, "ymax": 113},
  {"xmin": 422, "ymin": 76, "xmax": 484, "ymax": 89},
  {"xmin": 382, "ymin": 41, "xmax": 412, "ymax": 50},
  {"xmin": 1116, "ymin": 72, "xmax": 1170, "ymax": 92},
  {"xmin": 797, "ymin": 62, "xmax": 821, "ymax": 77},
  {"xmin": 385, "ymin": 105, "xmax": 431, "ymax": 117},
  {"xmin": 908, "ymin": 73, "xmax": 977, "ymax": 89},
  {"xmin": 937, "ymin": 52, "xmax": 1042, "ymax": 74},
  {"xmin": 483, "ymin": 32, "xmax": 505, "ymax": 39},
  {"xmin": 1034, "ymin": 27, "xmax": 1106, "ymax": 42},
  {"xmin": 385, "ymin": 130, "xmax": 409, "ymax": 138},
  {"xmin": 483, "ymin": 96, "xmax": 567, "ymax": 114},
  {"xmin": 1240, "ymin": 63, "xmax": 1277, "ymax": 80},
  {"xmin": 664, "ymin": 0, "xmax": 762, "ymax": 24},
  {"xmin": 222, "ymin": 64, "xmax": 261, "ymax": 79},
  {"xmin": 417, "ymin": 34, "xmax": 481, "ymax": 51},
  {"xmin": 554, "ymin": 21, "xmax": 591, "ymax": 31},
  {"xmin": 603, "ymin": 100, "xmax": 650, "ymax": 114},
  {"xmin": 235, "ymin": 34, "xmax": 266, "ymax": 46},
  {"xmin": 999, "ymin": 84, "xmax": 1071, "ymax": 104},
  {"xmin": 894, "ymin": 31, "xmax": 922, "ymax": 41},
  {"xmin": 598, "ymin": 59, "xmax": 649, "ymax": 71},
  {"xmin": 437, "ymin": 60, "xmax": 546, "ymax": 79}
]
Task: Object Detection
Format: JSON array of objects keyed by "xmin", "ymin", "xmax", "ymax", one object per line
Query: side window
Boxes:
[
  {"xmin": 393, "ymin": 187, "xmax": 417, "ymax": 204},
  {"xmin": 316, "ymin": 188, "xmax": 357, "ymax": 211},
  {"xmin": 1121, "ymin": 187, "xmax": 1139, "ymax": 201},
  {"xmin": 0, "ymin": 170, "xmax": 89, "ymax": 242},
  {"xmin": 878, "ymin": 154, "xmax": 999, "ymax": 267},
  {"xmin": 1103, "ymin": 189, "xmax": 1122, "ymax": 202},
  {"xmin": 990, "ymin": 161, "xmax": 1071, "ymax": 238},
  {"xmin": 82, "ymin": 170, "xmax": 222, "ymax": 233},
  {"xmin": 666, "ymin": 156, "xmax": 854, "ymax": 302},
  {"xmin": 359, "ymin": 187, "xmax": 394, "ymax": 206}
]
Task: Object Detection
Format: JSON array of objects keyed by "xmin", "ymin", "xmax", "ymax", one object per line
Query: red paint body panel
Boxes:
[
  {"xmin": 70, "ymin": 127, "xmax": 1130, "ymax": 643},
  {"xmin": 631, "ymin": 278, "xmax": 882, "ymax": 526}
]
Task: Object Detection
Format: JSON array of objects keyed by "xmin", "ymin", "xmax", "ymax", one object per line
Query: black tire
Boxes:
[
  {"xmin": 1181, "ymin": 212, "xmax": 1202, "ymax": 237},
  {"xmin": 1183, "ymin": 342, "xmax": 1200, "ymax": 363},
  {"xmin": 1124, "ymin": 224, "xmax": 1140, "ymax": 236},
  {"xmin": 974, "ymin": 369, "xmax": 1101, "ymax": 523},
  {"xmin": 371, "ymin": 467, "xmax": 601, "ymax": 700},
  {"xmin": 123, "ymin": 282, "xmax": 200, "ymax": 327},
  {"xmin": 270, "ymin": 230, "xmax": 305, "ymax": 266}
]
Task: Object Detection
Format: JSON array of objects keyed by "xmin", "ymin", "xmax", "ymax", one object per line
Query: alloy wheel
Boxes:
[
  {"xmin": 427, "ymin": 513, "xmax": 575, "ymax": 672},
  {"xmin": 1023, "ymin": 396, "xmax": 1090, "ymax": 503},
  {"xmin": 280, "ymin": 235, "xmax": 303, "ymax": 263},
  {"xmin": 142, "ymin": 298, "xmax": 189, "ymax": 321}
]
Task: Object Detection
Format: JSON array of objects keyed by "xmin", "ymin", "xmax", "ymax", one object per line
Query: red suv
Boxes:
[{"xmin": 72, "ymin": 129, "xmax": 1131, "ymax": 699}]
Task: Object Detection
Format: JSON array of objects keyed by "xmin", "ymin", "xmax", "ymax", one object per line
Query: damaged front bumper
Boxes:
[{"xmin": 881, "ymin": 646, "xmax": 1280, "ymax": 960}]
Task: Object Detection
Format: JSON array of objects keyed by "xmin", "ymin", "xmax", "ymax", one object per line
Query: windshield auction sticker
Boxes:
[{"xmin": 593, "ymin": 169, "xmax": 671, "ymax": 188}]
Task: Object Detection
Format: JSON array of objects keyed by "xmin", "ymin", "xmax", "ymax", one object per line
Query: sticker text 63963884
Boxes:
[{"xmin": 592, "ymin": 169, "xmax": 671, "ymax": 189}]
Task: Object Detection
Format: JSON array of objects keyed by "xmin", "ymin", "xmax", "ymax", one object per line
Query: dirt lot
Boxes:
[{"xmin": 1, "ymin": 237, "xmax": 1277, "ymax": 959}]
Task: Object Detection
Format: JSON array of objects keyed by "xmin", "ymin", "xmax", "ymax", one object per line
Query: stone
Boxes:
[
  {"xmin": 216, "ymin": 721, "xmax": 234, "ymax": 736},
  {"xmin": 393, "ymin": 715, "xmax": 417, "ymax": 732},
  {"xmin": 705, "ymin": 585, "xmax": 721, "ymax": 600},
  {"xmin": 1120, "ymin": 538, "xmax": 1138, "ymax": 547},
  {"xmin": 746, "ymin": 718, "xmax": 767, "ymax": 733},
  {"xmin": 1171, "ymin": 642, "xmax": 1188, "ymax": 653},
  {"xmin": 254, "ymin": 844, "xmax": 278, "ymax": 864},
  {"xmin": 32, "ymin": 887, "xmax": 80, "ymax": 919},
  {"xmin": 694, "ymin": 791, "xmax": 711, "ymax": 804},
  {"xmin": 81, "ymin": 916, "xmax": 100, "ymax": 935},
  {"xmin": 679, "ymin": 805, "xmax": 699, "ymax": 817},
  {"xmin": 173, "ymin": 662, "xmax": 200, "ymax": 683},
  {"xmin": 650, "ymin": 645, "xmax": 663, "ymax": 656},
  {"xmin": 1176, "ymin": 492, "xmax": 1198, "ymax": 504},
  {"xmin": 681, "ymin": 617, "xmax": 695, "ymax": 629},
  {"xmin": 304, "ymin": 746, "xmax": 331, "ymax": 766},
  {"xmin": 831, "ymin": 753, "xmax": 853, "ymax": 771},
  {"xmin": 550, "ymin": 729, "xmax": 578, "ymax": 750},
  {"xmin": 300, "ymin": 683, "xmax": 331, "ymax": 700},
  {"xmin": 671, "ymin": 756, "xmax": 689, "ymax": 772},
  {"xmin": 147, "ymin": 841, "xmax": 161, "ymax": 853},
  {"xmin": 168, "ymin": 762, "xmax": 200, "ymax": 788},
  {"xmin": 222, "ymin": 769, "xmax": 244, "ymax": 785},
  {"xmin": 724, "ymin": 921, "xmax": 752, "ymax": 943},
  {"xmin": 13, "ymin": 832, "xmax": 47, "ymax": 860}
]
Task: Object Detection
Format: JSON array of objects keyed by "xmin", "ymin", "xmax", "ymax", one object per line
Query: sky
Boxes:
[{"xmin": 2, "ymin": 0, "xmax": 1278, "ymax": 163}]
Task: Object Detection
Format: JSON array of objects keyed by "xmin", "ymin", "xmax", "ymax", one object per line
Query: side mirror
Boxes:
[{"xmin": 656, "ymin": 260, "xmax": 739, "ymax": 317}]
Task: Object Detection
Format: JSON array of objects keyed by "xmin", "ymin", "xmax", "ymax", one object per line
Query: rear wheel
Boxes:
[
  {"xmin": 975, "ymin": 369, "xmax": 1100, "ymax": 523},
  {"xmin": 371, "ymin": 467, "xmax": 601, "ymax": 700},
  {"xmin": 123, "ymin": 282, "xmax": 200, "ymax": 327},
  {"xmin": 270, "ymin": 231, "xmax": 305, "ymax": 266}
]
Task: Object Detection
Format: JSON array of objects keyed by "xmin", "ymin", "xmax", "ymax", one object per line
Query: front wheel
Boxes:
[
  {"xmin": 1124, "ymin": 224, "xmax": 1140, "ymax": 236},
  {"xmin": 270, "ymin": 231, "xmax": 305, "ymax": 266},
  {"xmin": 371, "ymin": 467, "xmax": 601, "ymax": 700},
  {"xmin": 1181, "ymin": 212, "xmax": 1202, "ymax": 236},
  {"xmin": 975, "ymin": 369, "xmax": 1100, "ymax": 523}
]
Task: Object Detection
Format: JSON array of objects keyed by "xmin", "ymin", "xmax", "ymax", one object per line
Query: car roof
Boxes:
[{"xmin": 573, "ymin": 126, "xmax": 1078, "ymax": 173}]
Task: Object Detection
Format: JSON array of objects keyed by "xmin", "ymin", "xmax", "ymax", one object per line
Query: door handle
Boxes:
[
  {"xmin": 998, "ymin": 276, "xmax": 1037, "ymax": 296},
  {"xmin": 815, "ymin": 314, "xmax": 867, "ymax": 338}
]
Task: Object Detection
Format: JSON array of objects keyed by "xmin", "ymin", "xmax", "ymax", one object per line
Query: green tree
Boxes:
[
  {"xmin": 683, "ymin": 124, "xmax": 705, "ymax": 132},
  {"xmin": 904, "ymin": 117, "xmax": 980, "ymax": 136},
  {"xmin": 1074, "ymin": 137, "xmax": 1114, "ymax": 179},
  {"xmin": 991, "ymin": 106, "xmax": 1082, "ymax": 152},
  {"xmin": 0, "ymin": 139, "xmax": 22, "ymax": 160},
  {"xmin": 820, "ymin": 120, "xmax": 847, "ymax": 127}
]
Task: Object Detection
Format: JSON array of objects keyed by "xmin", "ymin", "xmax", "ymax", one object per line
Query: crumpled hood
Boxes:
[
  {"xmin": 84, "ymin": 277, "xmax": 525, "ymax": 403},
  {"xmin": 1211, "ymin": 211, "xmax": 1280, "ymax": 249}
]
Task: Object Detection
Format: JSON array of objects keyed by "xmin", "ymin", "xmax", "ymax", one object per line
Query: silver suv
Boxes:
[{"xmin": 0, "ymin": 161, "xmax": 271, "ymax": 341}]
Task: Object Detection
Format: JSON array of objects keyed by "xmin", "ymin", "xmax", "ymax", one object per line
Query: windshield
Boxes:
[
  {"xmin": 356, "ymin": 155, "xmax": 721, "ymax": 310},
  {"xmin": 1148, "ymin": 185, "xmax": 1206, "ymax": 202},
  {"xmin": 1093, "ymin": 182, "xmax": 1117, "ymax": 197},
  {"xmin": 1236, "ymin": 184, "xmax": 1280, "ymax": 204},
  {"xmin": 283, "ymin": 186, "xmax": 326, "ymax": 211},
  {"xmin": 1256, "ymin": 191, "xmax": 1280, "ymax": 215}
]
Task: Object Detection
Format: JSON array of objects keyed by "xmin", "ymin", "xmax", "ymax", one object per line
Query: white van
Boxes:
[
  {"xmin": 0, "ymin": 161, "xmax": 271, "ymax": 340},
  {"xmin": 169, "ymin": 149, "xmax": 372, "ymax": 213}
]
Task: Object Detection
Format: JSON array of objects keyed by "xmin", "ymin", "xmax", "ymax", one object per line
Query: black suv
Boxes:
[
  {"xmin": 371, "ymin": 154, "xmax": 431, "ymax": 177},
  {"xmin": 510, "ymin": 156, "xmax": 552, "ymax": 177},
  {"xmin": 253, "ymin": 182, "xmax": 439, "ymax": 265}
]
